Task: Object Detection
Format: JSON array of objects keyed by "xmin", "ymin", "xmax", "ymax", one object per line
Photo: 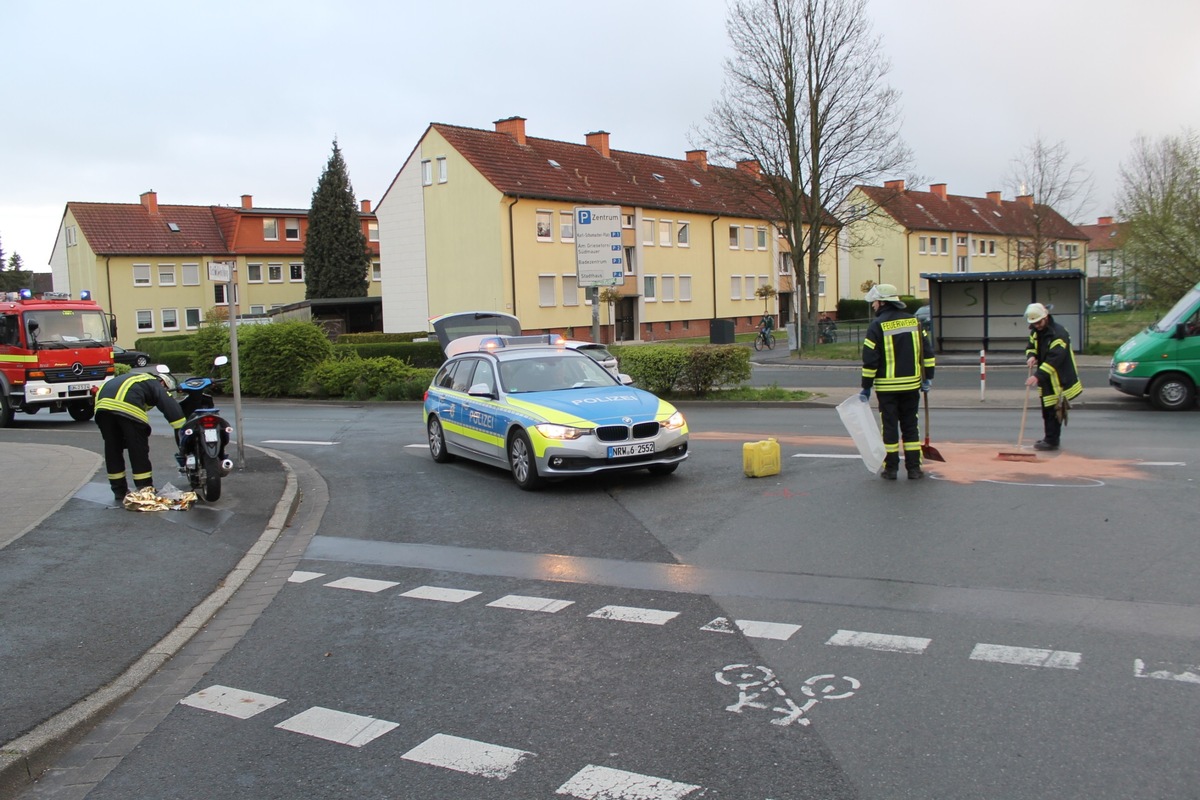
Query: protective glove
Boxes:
[
  {"xmin": 859, "ymin": 387, "xmax": 871, "ymax": 402},
  {"xmin": 921, "ymin": 379, "xmax": 931, "ymax": 393}
]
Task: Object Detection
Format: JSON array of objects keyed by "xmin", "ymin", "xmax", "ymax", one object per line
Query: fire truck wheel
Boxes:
[
  {"xmin": 67, "ymin": 401, "xmax": 95, "ymax": 422},
  {"xmin": 0, "ymin": 394, "xmax": 13, "ymax": 428}
]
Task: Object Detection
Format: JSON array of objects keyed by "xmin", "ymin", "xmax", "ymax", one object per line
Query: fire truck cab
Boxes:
[{"xmin": 0, "ymin": 289, "xmax": 117, "ymax": 427}]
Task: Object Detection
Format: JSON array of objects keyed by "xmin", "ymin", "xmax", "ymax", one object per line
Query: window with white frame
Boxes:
[
  {"xmin": 66, "ymin": 226, "xmax": 77, "ymax": 247},
  {"xmin": 731, "ymin": 276, "xmax": 742, "ymax": 299},
  {"xmin": 247, "ymin": 263, "xmax": 263, "ymax": 283},
  {"xmin": 988, "ymin": 240, "xmax": 995, "ymax": 255},
  {"xmin": 757, "ymin": 227, "xmax": 767, "ymax": 250},
  {"xmin": 536, "ymin": 211, "xmax": 553, "ymax": 241},
  {"xmin": 289, "ymin": 262, "xmax": 304, "ymax": 282},
  {"xmin": 659, "ymin": 220, "xmax": 672, "ymax": 247},
  {"xmin": 644, "ymin": 275, "xmax": 656, "ymax": 300},
  {"xmin": 185, "ymin": 308, "xmax": 202, "ymax": 329},
  {"xmin": 214, "ymin": 285, "xmax": 228, "ymax": 305},
  {"xmin": 562, "ymin": 275, "xmax": 579, "ymax": 306},
  {"xmin": 538, "ymin": 275, "xmax": 555, "ymax": 306},
  {"xmin": 956, "ymin": 256, "xmax": 968, "ymax": 272},
  {"xmin": 661, "ymin": 275, "xmax": 675, "ymax": 301},
  {"xmin": 155, "ymin": 264, "xmax": 174, "ymax": 286},
  {"xmin": 744, "ymin": 226, "xmax": 755, "ymax": 250},
  {"xmin": 437, "ymin": 156, "xmax": 447, "ymax": 183},
  {"xmin": 182, "ymin": 263, "xmax": 199, "ymax": 285},
  {"xmin": 372, "ymin": 261, "xmax": 381, "ymax": 281},
  {"xmin": 136, "ymin": 310, "xmax": 154, "ymax": 332},
  {"xmin": 560, "ymin": 211, "xmax": 574, "ymax": 242},
  {"xmin": 679, "ymin": 275, "xmax": 692, "ymax": 301},
  {"xmin": 421, "ymin": 160, "xmax": 432, "ymax": 186},
  {"xmin": 643, "ymin": 218, "xmax": 656, "ymax": 245},
  {"xmin": 818, "ymin": 275, "xmax": 827, "ymax": 296},
  {"xmin": 268, "ymin": 263, "xmax": 282, "ymax": 282},
  {"xmin": 779, "ymin": 252, "xmax": 792, "ymax": 275},
  {"xmin": 285, "ymin": 218, "xmax": 300, "ymax": 241},
  {"xmin": 940, "ymin": 237, "xmax": 949, "ymax": 254},
  {"xmin": 956, "ymin": 235, "xmax": 966, "ymax": 246},
  {"xmin": 133, "ymin": 264, "xmax": 151, "ymax": 286},
  {"xmin": 249, "ymin": 305, "xmax": 265, "ymax": 315},
  {"xmin": 745, "ymin": 276, "xmax": 757, "ymax": 299},
  {"xmin": 622, "ymin": 213, "xmax": 634, "ymax": 229},
  {"xmin": 729, "ymin": 225, "xmax": 740, "ymax": 248},
  {"xmin": 624, "ymin": 246, "xmax": 636, "ymax": 275},
  {"xmin": 677, "ymin": 221, "xmax": 689, "ymax": 247},
  {"xmin": 919, "ymin": 236, "xmax": 927, "ymax": 254},
  {"xmin": 161, "ymin": 308, "xmax": 179, "ymax": 331},
  {"xmin": 263, "ymin": 218, "xmax": 278, "ymax": 240},
  {"xmin": 368, "ymin": 221, "xmax": 379, "ymax": 242}
]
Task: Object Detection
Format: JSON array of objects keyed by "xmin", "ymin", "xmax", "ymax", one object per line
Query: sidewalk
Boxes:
[{"xmin": 0, "ymin": 434, "xmax": 297, "ymax": 794}]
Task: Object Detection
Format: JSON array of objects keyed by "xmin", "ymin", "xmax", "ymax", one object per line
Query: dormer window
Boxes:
[
  {"xmin": 167, "ymin": 222, "xmax": 180, "ymax": 232},
  {"xmin": 652, "ymin": 173, "xmax": 665, "ymax": 182},
  {"xmin": 548, "ymin": 159, "xmax": 561, "ymax": 168},
  {"xmin": 263, "ymin": 218, "xmax": 278, "ymax": 241}
]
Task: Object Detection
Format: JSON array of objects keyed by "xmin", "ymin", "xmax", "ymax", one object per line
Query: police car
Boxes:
[{"xmin": 422, "ymin": 329, "xmax": 688, "ymax": 490}]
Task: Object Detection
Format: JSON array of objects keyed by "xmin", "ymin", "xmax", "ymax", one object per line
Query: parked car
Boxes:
[
  {"xmin": 423, "ymin": 331, "xmax": 688, "ymax": 489},
  {"xmin": 562, "ymin": 340, "xmax": 620, "ymax": 379},
  {"xmin": 1092, "ymin": 294, "xmax": 1127, "ymax": 312},
  {"xmin": 112, "ymin": 344, "xmax": 151, "ymax": 367}
]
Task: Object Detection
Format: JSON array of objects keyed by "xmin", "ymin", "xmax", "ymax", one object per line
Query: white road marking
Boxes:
[
  {"xmin": 400, "ymin": 585, "xmax": 482, "ymax": 603},
  {"xmin": 323, "ymin": 577, "xmax": 400, "ymax": 593},
  {"xmin": 556, "ymin": 764, "xmax": 702, "ymax": 799},
  {"xmin": 1133, "ymin": 659, "xmax": 1200, "ymax": 683},
  {"xmin": 1136, "ymin": 462, "xmax": 1187, "ymax": 466},
  {"xmin": 179, "ymin": 685, "xmax": 285, "ymax": 719},
  {"xmin": 488, "ymin": 594, "xmax": 575, "ymax": 613},
  {"xmin": 588, "ymin": 605, "xmax": 679, "ymax": 625},
  {"xmin": 791, "ymin": 453, "xmax": 863, "ymax": 459},
  {"xmin": 401, "ymin": 733, "xmax": 533, "ymax": 779},
  {"xmin": 826, "ymin": 629, "xmax": 931, "ymax": 654},
  {"xmin": 261, "ymin": 439, "xmax": 338, "ymax": 446},
  {"xmin": 970, "ymin": 643, "xmax": 1081, "ymax": 670},
  {"xmin": 287, "ymin": 570, "xmax": 325, "ymax": 583},
  {"xmin": 274, "ymin": 706, "xmax": 398, "ymax": 747},
  {"xmin": 701, "ymin": 617, "xmax": 801, "ymax": 641},
  {"xmin": 405, "ymin": 443, "xmax": 428, "ymax": 449}
]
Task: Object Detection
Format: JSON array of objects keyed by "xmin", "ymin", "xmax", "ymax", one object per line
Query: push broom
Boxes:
[{"xmin": 998, "ymin": 365, "xmax": 1039, "ymax": 462}]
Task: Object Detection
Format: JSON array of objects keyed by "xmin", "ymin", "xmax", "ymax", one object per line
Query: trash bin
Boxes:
[{"xmin": 710, "ymin": 318, "xmax": 735, "ymax": 344}]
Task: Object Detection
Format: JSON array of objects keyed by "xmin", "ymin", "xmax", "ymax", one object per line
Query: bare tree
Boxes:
[
  {"xmin": 1003, "ymin": 136, "xmax": 1094, "ymax": 270},
  {"xmin": 1117, "ymin": 130, "xmax": 1200, "ymax": 301},
  {"xmin": 697, "ymin": 0, "xmax": 910, "ymax": 353}
]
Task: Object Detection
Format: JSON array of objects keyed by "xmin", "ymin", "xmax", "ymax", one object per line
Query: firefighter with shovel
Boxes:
[{"xmin": 1023, "ymin": 302, "xmax": 1084, "ymax": 452}]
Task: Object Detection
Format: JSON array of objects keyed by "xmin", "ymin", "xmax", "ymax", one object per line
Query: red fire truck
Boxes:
[{"xmin": 0, "ymin": 290, "xmax": 117, "ymax": 427}]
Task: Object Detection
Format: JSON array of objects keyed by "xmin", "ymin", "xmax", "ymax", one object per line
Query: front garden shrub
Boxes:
[{"xmin": 238, "ymin": 321, "xmax": 333, "ymax": 397}]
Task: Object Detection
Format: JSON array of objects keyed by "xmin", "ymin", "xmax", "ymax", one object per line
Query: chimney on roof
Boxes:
[
  {"xmin": 1098, "ymin": 215, "xmax": 1113, "ymax": 225},
  {"xmin": 494, "ymin": 116, "xmax": 527, "ymax": 146},
  {"xmin": 930, "ymin": 183, "xmax": 947, "ymax": 200},
  {"xmin": 987, "ymin": 191, "xmax": 1002, "ymax": 205},
  {"xmin": 586, "ymin": 130, "xmax": 611, "ymax": 159},
  {"xmin": 737, "ymin": 159, "xmax": 761, "ymax": 177},
  {"xmin": 241, "ymin": 195, "xmax": 253, "ymax": 209},
  {"xmin": 140, "ymin": 191, "xmax": 159, "ymax": 215},
  {"xmin": 361, "ymin": 199, "xmax": 372, "ymax": 213},
  {"xmin": 884, "ymin": 179, "xmax": 906, "ymax": 191},
  {"xmin": 1017, "ymin": 194, "xmax": 1034, "ymax": 208},
  {"xmin": 686, "ymin": 150, "xmax": 708, "ymax": 170}
]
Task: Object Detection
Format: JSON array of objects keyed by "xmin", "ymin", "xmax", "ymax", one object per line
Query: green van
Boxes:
[{"xmin": 1109, "ymin": 282, "xmax": 1200, "ymax": 410}]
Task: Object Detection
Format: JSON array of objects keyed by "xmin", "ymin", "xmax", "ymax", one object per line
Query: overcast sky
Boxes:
[{"xmin": 3, "ymin": 0, "xmax": 1197, "ymax": 272}]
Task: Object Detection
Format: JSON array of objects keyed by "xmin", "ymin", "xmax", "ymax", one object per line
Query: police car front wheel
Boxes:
[{"xmin": 508, "ymin": 431, "xmax": 545, "ymax": 491}]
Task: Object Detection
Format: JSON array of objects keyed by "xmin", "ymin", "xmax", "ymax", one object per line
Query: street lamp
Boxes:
[{"xmin": 874, "ymin": 257, "xmax": 884, "ymax": 286}]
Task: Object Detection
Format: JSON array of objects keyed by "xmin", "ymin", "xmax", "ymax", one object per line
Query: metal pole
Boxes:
[
  {"xmin": 591, "ymin": 286, "xmax": 600, "ymax": 343},
  {"xmin": 227, "ymin": 262, "xmax": 245, "ymax": 469}
]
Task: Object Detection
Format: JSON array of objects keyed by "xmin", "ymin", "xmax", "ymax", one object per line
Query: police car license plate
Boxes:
[
  {"xmin": 608, "ymin": 442, "xmax": 654, "ymax": 458},
  {"xmin": 204, "ymin": 429, "xmax": 220, "ymax": 443},
  {"xmin": 69, "ymin": 383, "xmax": 89, "ymax": 392}
]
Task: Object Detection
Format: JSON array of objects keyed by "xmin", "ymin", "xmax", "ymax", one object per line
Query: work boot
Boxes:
[
  {"xmin": 881, "ymin": 469, "xmax": 897, "ymax": 480},
  {"xmin": 1033, "ymin": 440, "xmax": 1059, "ymax": 451},
  {"xmin": 907, "ymin": 467, "xmax": 924, "ymax": 480}
]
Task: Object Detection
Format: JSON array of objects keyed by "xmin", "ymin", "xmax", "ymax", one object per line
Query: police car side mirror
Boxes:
[
  {"xmin": 468, "ymin": 383, "xmax": 496, "ymax": 400},
  {"xmin": 619, "ymin": 373, "xmax": 634, "ymax": 386}
]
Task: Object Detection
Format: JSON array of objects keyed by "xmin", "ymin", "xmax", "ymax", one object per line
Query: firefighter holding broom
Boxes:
[
  {"xmin": 860, "ymin": 284, "xmax": 936, "ymax": 480},
  {"xmin": 1023, "ymin": 302, "xmax": 1083, "ymax": 451}
]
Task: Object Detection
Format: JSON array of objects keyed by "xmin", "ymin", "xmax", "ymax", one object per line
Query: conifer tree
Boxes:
[{"xmin": 303, "ymin": 139, "xmax": 370, "ymax": 299}]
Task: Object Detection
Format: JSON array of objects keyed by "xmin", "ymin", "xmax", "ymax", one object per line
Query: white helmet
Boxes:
[
  {"xmin": 865, "ymin": 283, "xmax": 901, "ymax": 303},
  {"xmin": 1024, "ymin": 302, "xmax": 1050, "ymax": 323}
]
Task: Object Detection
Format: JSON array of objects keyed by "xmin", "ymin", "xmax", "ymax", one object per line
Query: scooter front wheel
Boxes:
[{"xmin": 200, "ymin": 452, "xmax": 222, "ymax": 501}]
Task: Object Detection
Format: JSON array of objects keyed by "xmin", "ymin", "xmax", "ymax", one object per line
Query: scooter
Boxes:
[{"xmin": 160, "ymin": 356, "xmax": 233, "ymax": 501}]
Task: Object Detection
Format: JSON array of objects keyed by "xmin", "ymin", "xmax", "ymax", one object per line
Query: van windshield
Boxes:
[
  {"xmin": 25, "ymin": 309, "xmax": 113, "ymax": 349},
  {"xmin": 1154, "ymin": 286, "xmax": 1200, "ymax": 332}
]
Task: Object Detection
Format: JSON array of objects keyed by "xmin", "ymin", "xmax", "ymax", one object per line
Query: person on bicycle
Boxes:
[{"xmin": 759, "ymin": 313, "xmax": 775, "ymax": 337}]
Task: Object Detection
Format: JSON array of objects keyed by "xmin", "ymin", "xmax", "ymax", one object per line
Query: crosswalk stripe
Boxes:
[
  {"xmin": 557, "ymin": 764, "xmax": 703, "ymax": 799},
  {"xmin": 970, "ymin": 644, "xmax": 1081, "ymax": 670},
  {"xmin": 826, "ymin": 629, "xmax": 931, "ymax": 654},
  {"xmin": 287, "ymin": 570, "xmax": 325, "ymax": 583},
  {"xmin": 179, "ymin": 685, "xmax": 285, "ymax": 719},
  {"xmin": 323, "ymin": 577, "xmax": 400, "ymax": 593},
  {"xmin": 588, "ymin": 605, "xmax": 680, "ymax": 625},
  {"xmin": 400, "ymin": 585, "xmax": 482, "ymax": 603},
  {"xmin": 274, "ymin": 706, "xmax": 398, "ymax": 747},
  {"xmin": 402, "ymin": 733, "xmax": 533, "ymax": 779},
  {"xmin": 701, "ymin": 617, "xmax": 801, "ymax": 641},
  {"xmin": 488, "ymin": 594, "xmax": 575, "ymax": 613}
]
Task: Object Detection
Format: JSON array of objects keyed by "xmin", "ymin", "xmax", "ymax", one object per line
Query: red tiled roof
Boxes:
[
  {"xmin": 1076, "ymin": 220, "xmax": 1126, "ymax": 252},
  {"xmin": 858, "ymin": 185, "xmax": 1087, "ymax": 241},
  {"xmin": 431, "ymin": 123, "xmax": 824, "ymax": 222},
  {"xmin": 69, "ymin": 202, "xmax": 230, "ymax": 256}
]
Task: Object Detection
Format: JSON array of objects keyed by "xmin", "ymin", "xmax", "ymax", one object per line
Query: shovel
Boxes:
[{"xmin": 921, "ymin": 389, "xmax": 945, "ymax": 462}]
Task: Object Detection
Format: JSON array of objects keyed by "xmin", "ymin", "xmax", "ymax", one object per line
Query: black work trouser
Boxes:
[
  {"xmin": 1040, "ymin": 400, "xmax": 1062, "ymax": 446},
  {"xmin": 95, "ymin": 410, "xmax": 154, "ymax": 495},
  {"xmin": 877, "ymin": 390, "xmax": 922, "ymax": 470}
]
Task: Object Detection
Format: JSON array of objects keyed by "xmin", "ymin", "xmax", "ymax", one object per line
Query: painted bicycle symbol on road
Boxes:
[{"xmin": 715, "ymin": 664, "xmax": 860, "ymax": 727}]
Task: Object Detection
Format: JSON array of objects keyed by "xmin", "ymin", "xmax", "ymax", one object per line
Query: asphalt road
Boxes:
[{"xmin": 15, "ymin": 400, "xmax": 1200, "ymax": 799}]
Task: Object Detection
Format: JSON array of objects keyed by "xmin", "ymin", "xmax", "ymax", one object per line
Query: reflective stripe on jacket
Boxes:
[
  {"xmin": 1024, "ymin": 317, "xmax": 1083, "ymax": 407},
  {"xmin": 862, "ymin": 305, "xmax": 935, "ymax": 393},
  {"xmin": 95, "ymin": 372, "xmax": 186, "ymax": 428}
]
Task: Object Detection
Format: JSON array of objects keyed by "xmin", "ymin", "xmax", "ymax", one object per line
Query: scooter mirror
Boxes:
[{"xmin": 213, "ymin": 355, "xmax": 230, "ymax": 367}]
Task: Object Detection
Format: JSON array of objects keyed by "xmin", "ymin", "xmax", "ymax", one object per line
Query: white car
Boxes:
[
  {"xmin": 1093, "ymin": 294, "xmax": 1126, "ymax": 312},
  {"xmin": 562, "ymin": 340, "xmax": 621, "ymax": 379}
]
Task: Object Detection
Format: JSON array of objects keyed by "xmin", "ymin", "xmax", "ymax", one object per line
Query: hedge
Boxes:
[
  {"xmin": 332, "ymin": 341, "xmax": 445, "ymax": 368},
  {"xmin": 337, "ymin": 331, "xmax": 430, "ymax": 344},
  {"xmin": 611, "ymin": 343, "xmax": 750, "ymax": 396}
]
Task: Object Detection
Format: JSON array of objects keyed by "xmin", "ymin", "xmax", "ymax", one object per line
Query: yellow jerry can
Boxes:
[{"xmin": 743, "ymin": 438, "xmax": 781, "ymax": 478}]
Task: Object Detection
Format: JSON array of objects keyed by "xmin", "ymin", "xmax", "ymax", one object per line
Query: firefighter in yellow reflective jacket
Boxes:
[
  {"xmin": 1023, "ymin": 303, "xmax": 1083, "ymax": 451},
  {"xmin": 94, "ymin": 371, "xmax": 185, "ymax": 503},
  {"xmin": 860, "ymin": 284, "xmax": 936, "ymax": 480}
]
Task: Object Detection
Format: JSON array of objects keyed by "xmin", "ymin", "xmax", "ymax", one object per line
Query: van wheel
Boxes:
[
  {"xmin": 0, "ymin": 394, "xmax": 13, "ymax": 428},
  {"xmin": 1149, "ymin": 374, "xmax": 1196, "ymax": 410},
  {"xmin": 68, "ymin": 401, "xmax": 95, "ymax": 422}
]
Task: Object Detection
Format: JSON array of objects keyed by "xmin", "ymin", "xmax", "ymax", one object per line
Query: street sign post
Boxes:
[
  {"xmin": 574, "ymin": 207, "xmax": 624, "ymax": 342},
  {"xmin": 206, "ymin": 260, "xmax": 245, "ymax": 468}
]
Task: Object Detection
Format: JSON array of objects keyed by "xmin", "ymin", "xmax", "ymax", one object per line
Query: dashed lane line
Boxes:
[{"xmin": 970, "ymin": 643, "xmax": 1082, "ymax": 670}]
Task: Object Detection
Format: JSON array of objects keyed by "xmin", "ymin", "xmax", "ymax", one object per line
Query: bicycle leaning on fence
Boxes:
[{"xmin": 753, "ymin": 323, "xmax": 776, "ymax": 351}]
